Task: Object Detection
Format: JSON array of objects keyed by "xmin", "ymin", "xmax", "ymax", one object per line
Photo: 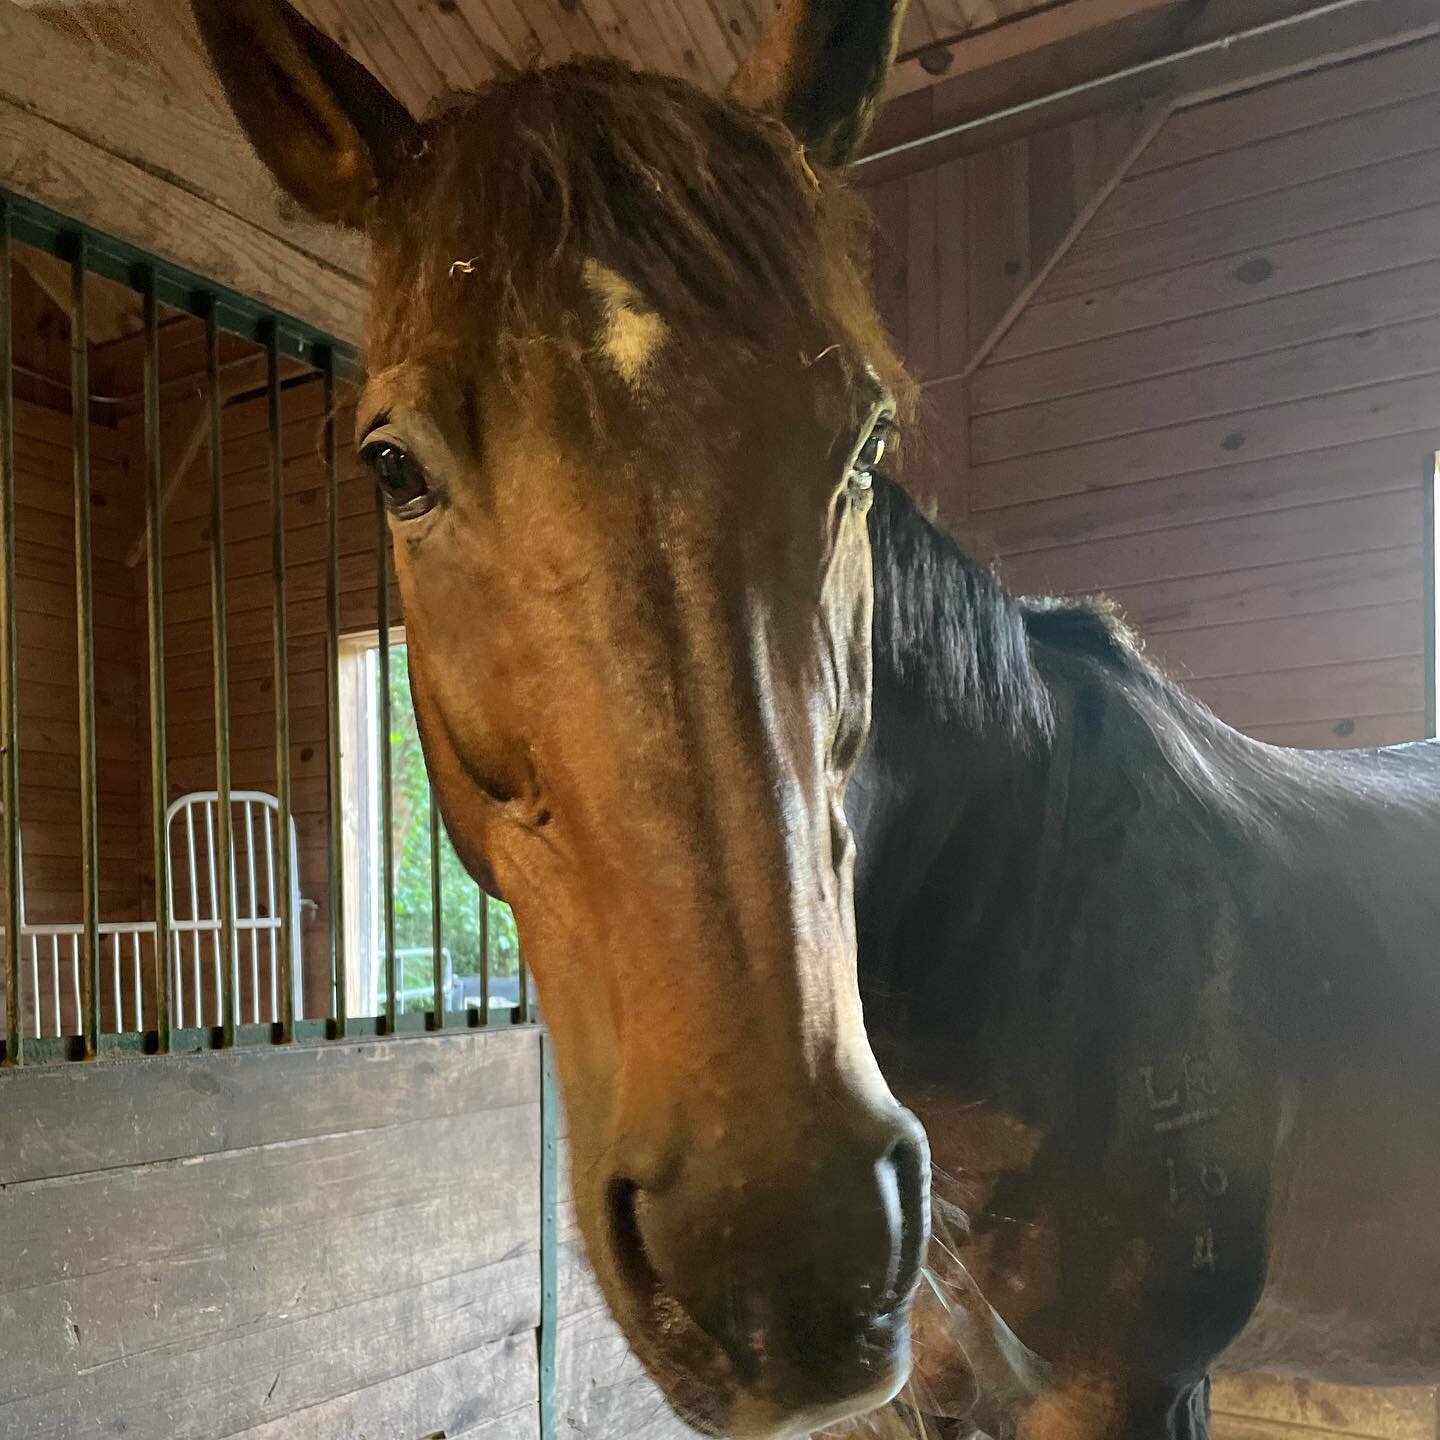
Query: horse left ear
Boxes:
[
  {"xmin": 190, "ymin": 0, "xmax": 420, "ymax": 229},
  {"xmin": 729, "ymin": 0, "xmax": 909, "ymax": 167}
]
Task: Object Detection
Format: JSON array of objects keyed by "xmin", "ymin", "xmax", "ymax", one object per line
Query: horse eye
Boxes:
[
  {"xmin": 852, "ymin": 420, "xmax": 891, "ymax": 487},
  {"xmin": 363, "ymin": 441, "xmax": 429, "ymax": 511}
]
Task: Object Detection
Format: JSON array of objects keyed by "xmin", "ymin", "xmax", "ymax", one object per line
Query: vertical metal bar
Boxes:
[
  {"xmin": 0, "ymin": 199, "xmax": 19, "ymax": 1065},
  {"xmin": 111, "ymin": 930, "xmax": 121, "ymax": 1034},
  {"xmin": 478, "ymin": 884, "xmax": 490, "ymax": 1025},
  {"xmin": 517, "ymin": 946, "xmax": 530, "ymax": 1025},
  {"xmin": 538, "ymin": 1032, "xmax": 559, "ymax": 1440},
  {"xmin": 1425, "ymin": 454, "xmax": 1437, "ymax": 740},
  {"xmin": 323, "ymin": 354, "xmax": 346, "ymax": 1035},
  {"xmin": 205, "ymin": 305, "xmax": 236, "ymax": 1044},
  {"xmin": 204, "ymin": 800, "xmax": 220, "ymax": 1026},
  {"xmin": 266, "ymin": 323, "xmax": 295, "ymax": 1042},
  {"xmin": 70, "ymin": 236, "xmax": 100, "ymax": 1056},
  {"xmin": 376, "ymin": 498, "xmax": 396, "ymax": 1032},
  {"xmin": 245, "ymin": 800, "xmax": 259, "ymax": 1023},
  {"xmin": 184, "ymin": 803, "xmax": 201, "ymax": 1028},
  {"xmin": 131, "ymin": 933, "xmax": 142, "ymax": 1031},
  {"xmin": 140, "ymin": 267, "xmax": 171, "ymax": 1052},
  {"xmin": 262, "ymin": 803, "xmax": 277, "ymax": 1019},
  {"xmin": 429, "ymin": 790, "xmax": 443, "ymax": 1022}
]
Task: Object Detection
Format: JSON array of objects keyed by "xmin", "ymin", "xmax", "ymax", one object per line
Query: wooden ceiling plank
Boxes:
[
  {"xmin": 482, "ymin": 0, "xmax": 559, "ymax": 67},
  {"xmin": 633, "ymin": 0, "xmax": 715, "ymax": 83},
  {"xmin": 699, "ymin": 0, "xmax": 761, "ymax": 62},
  {"xmin": 386, "ymin": 0, "xmax": 499, "ymax": 93},
  {"xmin": 507, "ymin": 0, "xmax": 579, "ymax": 67},
  {"xmin": 665, "ymin": 0, "xmax": 744, "ymax": 84},
  {"xmin": 576, "ymin": 0, "xmax": 648, "ymax": 68},
  {"xmin": 292, "ymin": 1, "xmax": 395, "ymax": 88},
  {"xmin": 345, "ymin": 0, "xmax": 449, "ymax": 109},
  {"xmin": 462, "ymin": 0, "xmax": 536, "ymax": 69}
]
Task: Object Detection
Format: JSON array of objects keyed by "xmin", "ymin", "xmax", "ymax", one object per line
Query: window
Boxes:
[{"xmin": 339, "ymin": 630, "xmax": 520, "ymax": 1019}]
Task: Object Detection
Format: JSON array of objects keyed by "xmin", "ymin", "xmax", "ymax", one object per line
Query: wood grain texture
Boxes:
[{"xmin": 0, "ymin": 1029, "xmax": 542, "ymax": 1439}]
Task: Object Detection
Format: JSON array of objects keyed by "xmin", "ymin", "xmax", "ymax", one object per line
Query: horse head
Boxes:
[{"xmin": 191, "ymin": 4, "xmax": 929, "ymax": 1433}]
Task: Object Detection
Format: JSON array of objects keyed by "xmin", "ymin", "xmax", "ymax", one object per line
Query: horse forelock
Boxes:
[{"xmin": 363, "ymin": 58, "xmax": 910, "ymax": 417}]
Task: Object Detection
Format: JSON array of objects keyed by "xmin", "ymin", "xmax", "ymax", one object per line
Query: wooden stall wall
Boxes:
[
  {"xmin": 0, "ymin": 1028, "xmax": 543, "ymax": 1439},
  {"xmin": 866, "ymin": 35, "xmax": 1440, "ymax": 751}
]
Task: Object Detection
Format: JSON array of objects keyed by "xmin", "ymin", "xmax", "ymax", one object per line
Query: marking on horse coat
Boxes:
[{"xmin": 582, "ymin": 259, "xmax": 668, "ymax": 385}]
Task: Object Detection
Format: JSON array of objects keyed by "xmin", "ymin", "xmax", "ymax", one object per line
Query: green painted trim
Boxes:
[{"xmin": 539, "ymin": 1030, "xmax": 560, "ymax": 1440}]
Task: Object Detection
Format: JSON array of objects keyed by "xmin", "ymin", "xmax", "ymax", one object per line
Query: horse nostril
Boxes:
[{"xmin": 883, "ymin": 1133, "xmax": 929, "ymax": 1309}]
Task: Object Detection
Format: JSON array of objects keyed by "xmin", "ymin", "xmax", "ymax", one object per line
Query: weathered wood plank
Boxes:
[
  {"xmin": 1211, "ymin": 1373, "xmax": 1439, "ymax": 1440},
  {"xmin": 1090, "ymin": 88, "xmax": 1440, "ymax": 242},
  {"xmin": 975, "ymin": 255, "xmax": 1440, "ymax": 415},
  {"xmin": 1188, "ymin": 656, "xmax": 1424, "ymax": 730},
  {"xmin": 1134, "ymin": 36, "xmax": 1440, "ymax": 177},
  {"xmin": 969, "ymin": 434, "xmax": 1437, "ymax": 555},
  {"xmin": 1247, "ymin": 712, "xmax": 1426, "ymax": 749},
  {"xmin": 971, "ymin": 373, "xmax": 1440, "ymax": 510},
  {"xmin": 0, "ymin": 1110, "xmax": 538, "ymax": 1397},
  {"xmin": 1147, "ymin": 603, "xmax": 1421, "ymax": 683},
  {"xmin": 966, "ymin": 141, "xmax": 1030, "ymax": 348},
  {"xmin": 0, "ymin": 80, "xmax": 364, "ymax": 346},
  {"xmin": 1099, "ymin": 548, "xmax": 1422, "ymax": 637},
  {"xmin": 994, "ymin": 491, "xmax": 1421, "ymax": 596},
  {"xmin": 992, "ymin": 200, "xmax": 1440, "ymax": 365},
  {"xmin": 0, "ymin": 1027, "xmax": 539, "ymax": 1186},
  {"xmin": 1056, "ymin": 142, "xmax": 1440, "ymax": 302},
  {"xmin": 228, "ymin": 1334, "xmax": 539, "ymax": 1440},
  {"xmin": 0, "ymin": 1251, "xmax": 538, "ymax": 1440},
  {"xmin": 976, "ymin": 311, "xmax": 1440, "ymax": 462}
]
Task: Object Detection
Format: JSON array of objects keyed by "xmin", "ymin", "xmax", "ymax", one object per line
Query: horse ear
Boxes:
[
  {"xmin": 190, "ymin": 0, "xmax": 420, "ymax": 229},
  {"xmin": 729, "ymin": 0, "xmax": 909, "ymax": 167}
]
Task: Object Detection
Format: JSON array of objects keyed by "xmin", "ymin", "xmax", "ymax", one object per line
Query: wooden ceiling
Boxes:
[{"xmin": 28, "ymin": 0, "xmax": 1064, "ymax": 118}]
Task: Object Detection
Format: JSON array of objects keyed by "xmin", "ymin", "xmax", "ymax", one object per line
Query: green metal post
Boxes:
[
  {"xmin": 70, "ymin": 237, "xmax": 100, "ymax": 1056},
  {"xmin": 141, "ymin": 268, "xmax": 171, "ymax": 1052},
  {"xmin": 539, "ymin": 1031, "xmax": 559, "ymax": 1439},
  {"xmin": 479, "ymin": 884, "xmax": 490, "ymax": 1025},
  {"xmin": 205, "ymin": 303, "xmax": 236, "ymax": 1045},
  {"xmin": 323, "ymin": 354, "xmax": 347, "ymax": 1035},
  {"xmin": 376, "ymin": 492, "xmax": 396, "ymax": 1032},
  {"xmin": 0, "ymin": 201, "xmax": 20, "ymax": 1065},
  {"xmin": 266, "ymin": 322, "xmax": 295, "ymax": 1043},
  {"xmin": 429, "ymin": 791, "xmax": 443, "ymax": 1025}
]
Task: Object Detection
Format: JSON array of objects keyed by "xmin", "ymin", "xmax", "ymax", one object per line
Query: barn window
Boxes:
[{"xmin": 337, "ymin": 627, "xmax": 520, "ymax": 1021}]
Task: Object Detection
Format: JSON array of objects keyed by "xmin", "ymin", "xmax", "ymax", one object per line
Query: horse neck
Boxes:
[{"xmin": 848, "ymin": 481, "xmax": 1058, "ymax": 1010}]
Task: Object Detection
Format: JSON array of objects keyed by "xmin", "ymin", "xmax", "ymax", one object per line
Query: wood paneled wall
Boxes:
[
  {"xmin": 864, "ymin": 36, "xmax": 1440, "ymax": 750},
  {"xmin": 0, "ymin": 1028, "xmax": 544, "ymax": 1439},
  {"xmin": 10, "ymin": 396, "xmax": 143, "ymax": 935}
]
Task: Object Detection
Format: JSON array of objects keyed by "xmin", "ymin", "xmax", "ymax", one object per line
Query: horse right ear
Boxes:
[{"xmin": 190, "ymin": 0, "xmax": 420, "ymax": 229}]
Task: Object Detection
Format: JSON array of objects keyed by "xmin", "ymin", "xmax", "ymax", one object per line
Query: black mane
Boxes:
[{"xmin": 868, "ymin": 475, "xmax": 1172, "ymax": 740}]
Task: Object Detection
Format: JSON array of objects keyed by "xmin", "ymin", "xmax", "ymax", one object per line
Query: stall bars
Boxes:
[{"xmin": 0, "ymin": 188, "xmax": 529, "ymax": 1066}]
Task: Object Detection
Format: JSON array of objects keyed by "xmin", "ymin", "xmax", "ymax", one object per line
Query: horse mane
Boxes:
[
  {"xmin": 867, "ymin": 477, "xmax": 1266, "ymax": 819},
  {"xmin": 368, "ymin": 58, "xmax": 909, "ymax": 409},
  {"xmin": 867, "ymin": 475, "xmax": 1052, "ymax": 738}
]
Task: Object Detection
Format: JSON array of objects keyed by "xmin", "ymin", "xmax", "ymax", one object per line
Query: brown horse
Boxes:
[
  {"xmin": 192, "ymin": 4, "xmax": 1440, "ymax": 1439},
  {"xmin": 195, "ymin": 3, "xmax": 929, "ymax": 1435}
]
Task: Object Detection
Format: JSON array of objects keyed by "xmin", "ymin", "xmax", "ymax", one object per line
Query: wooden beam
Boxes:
[
  {"xmin": 859, "ymin": 0, "xmax": 1440, "ymax": 183},
  {"xmin": 886, "ymin": 0, "xmax": 1185, "ymax": 100},
  {"xmin": 0, "ymin": 3, "xmax": 367, "ymax": 345}
]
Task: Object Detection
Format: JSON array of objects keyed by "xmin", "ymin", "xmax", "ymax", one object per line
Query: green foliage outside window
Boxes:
[{"xmin": 386, "ymin": 644, "xmax": 519, "ymax": 980}]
